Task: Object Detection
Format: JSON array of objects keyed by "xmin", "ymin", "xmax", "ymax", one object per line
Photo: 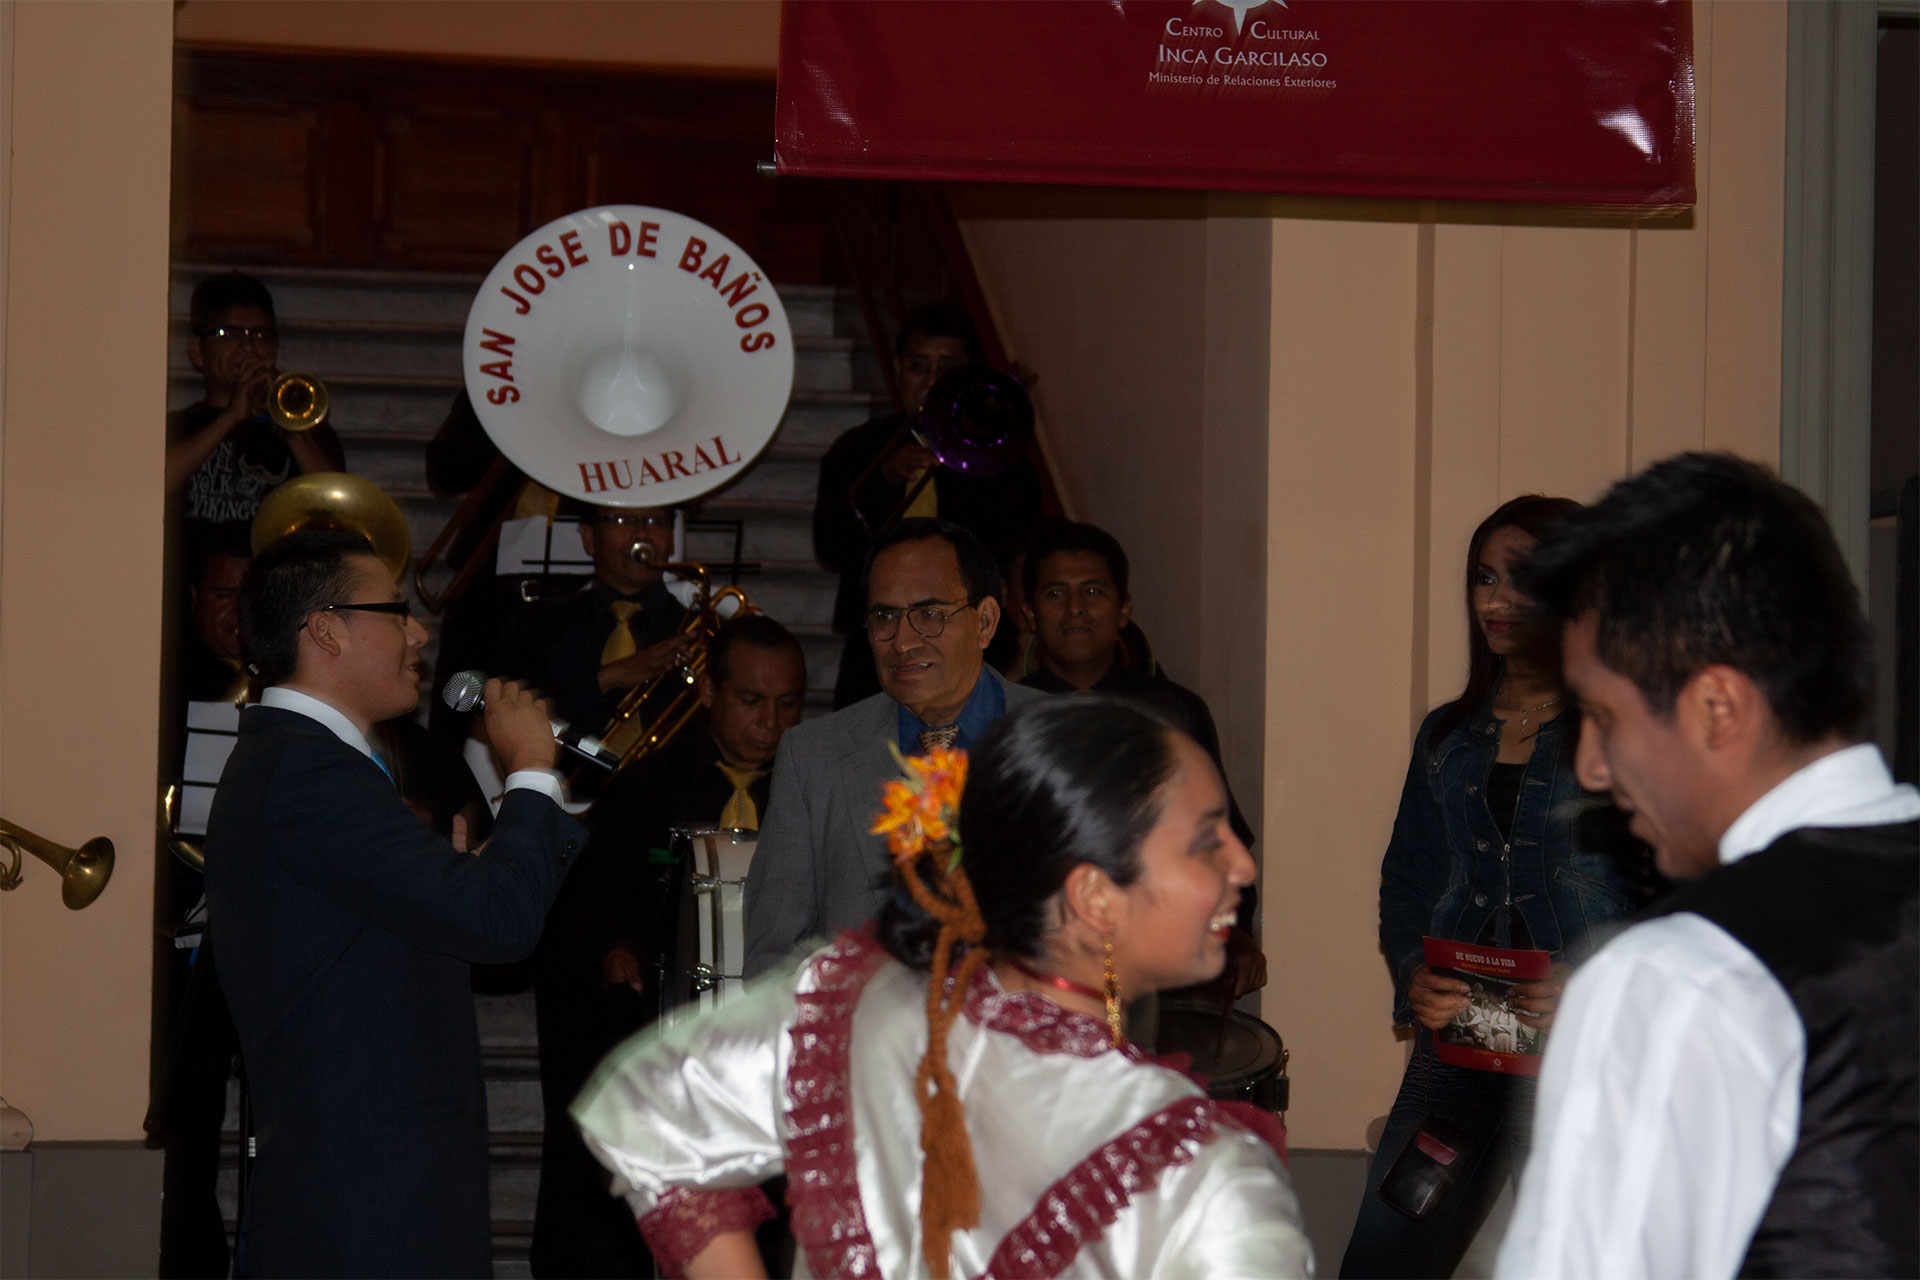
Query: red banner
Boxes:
[{"xmin": 775, "ymin": 0, "xmax": 1695, "ymax": 207}]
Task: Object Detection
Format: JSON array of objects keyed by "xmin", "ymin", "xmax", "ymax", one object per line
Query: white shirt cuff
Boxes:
[{"xmin": 503, "ymin": 769, "xmax": 567, "ymax": 806}]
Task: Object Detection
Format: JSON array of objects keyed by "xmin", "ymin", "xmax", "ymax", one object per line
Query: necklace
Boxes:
[
  {"xmin": 1006, "ymin": 958, "xmax": 1105, "ymax": 1004},
  {"xmin": 1495, "ymin": 682, "xmax": 1564, "ymax": 731}
]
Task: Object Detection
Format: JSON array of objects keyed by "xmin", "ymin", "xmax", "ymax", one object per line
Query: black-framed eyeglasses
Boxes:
[
  {"xmin": 319, "ymin": 600, "xmax": 413, "ymax": 621},
  {"xmin": 196, "ymin": 324, "xmax": 278, "ymax": 345},
  {"xmin": 864, "ymin": 599, "xmax": 977, "ymax": 641}
]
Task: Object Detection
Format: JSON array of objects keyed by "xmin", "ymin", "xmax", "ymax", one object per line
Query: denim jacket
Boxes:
[{"xmin": 1379, "ymin": 699, "xmax": 1635, "ymax": 1026}]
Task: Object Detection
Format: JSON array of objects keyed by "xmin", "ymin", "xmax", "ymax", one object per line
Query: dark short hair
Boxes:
[
  {"xmin": 879, "ymin": 696, "xmax": 1180, "ymax": 969},
  {"xmin": 192, "ymin": 524, "xmax": 257, "ymax": 584},
  {"xmin": 238, "ymin": 529, "xmax": 376, "ymax": 685},
  {"xmin": 1518, "ymin": 452, "xmax": 1871, "ymax": 745},
  {"xmin": 1021, "ymin": 520, "xmax": 1130, "ymax": 603},
  {"xmin": 190, "ymin": 271, "xmax": 277, "ymax": 332},
  {"xmin": 896, "ymin": 302, "xmax": 982, "ymax": 362},
  {"xmin": 865, "ymin": 518, "xmax": 1003, "ymax": 609},
  {"xmin": 707, "ymin": 613, "xmax": 804, "ymax": 689}
]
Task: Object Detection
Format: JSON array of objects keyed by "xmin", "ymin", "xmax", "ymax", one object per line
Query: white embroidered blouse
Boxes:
[{"xmin": 573, "ymin": 930, "xmax": 1314, "ymax": 1279}]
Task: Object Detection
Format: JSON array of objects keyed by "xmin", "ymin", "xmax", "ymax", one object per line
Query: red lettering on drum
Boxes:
[
  {"xmin": 734, "ymin": 302, "xmax": 770, "ymax": 329},
  {"xmin": 560, "ymin": 230, "xmax": 588, "ymax": 268},
  {"xmin": 578, "ymin": 460, "xmax": 634, "ymax": 493},
  {"xmin": 639, "ymin": 459, "xmax": 666, "ymax": 486},
  {"xmin": 500, "ymin": 286, "xmax": 531, "ymax": 315},
  {"xmin": 740, "ymin": 332, "xmax": 775, "ymax": 354},
  {"xmin": 487, "ymin": 385, "xmax": 520, "ymax": 405},
  {"xmin": 661, "ymin": 451, "xmax": 691, "ymax": 480},
  {"xmin": 698, "ymin": 253, "xmax": 732, "ymax": 288},
  {"xmin": 678, "ymin": 237, "xmax": 707, "ymax": 273},
  {"xmin": 637, "ymin": 222, "xmax": 659, "ymax": 258},
  {"xmin": 608, "ymin": 221, "xmax": 632, "ymax": 256},
  {"xmin": 536, "ymin": 244, "xmax": 565, "ymax": 279},
  {"xmin": 691, "ymin": 446, "xmax": 717, "ymax": 473},
  {"xmin": 512, "ymin": 264, "xmax": 546, "ymax": 295},
  {"xmin": 477, "ymin": 329, "xmax": 516, "ymax": 382},
  {"xmin": 719, "ymin": 272, "xmax": 760, "ymax": 307},
  {"xmin": 711, "ymin": 436, "xmax": 742, "ymax": 466}
]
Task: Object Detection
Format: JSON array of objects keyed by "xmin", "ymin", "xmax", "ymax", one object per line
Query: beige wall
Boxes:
[
  {"xmin": 173, "ymin": 0, "xmax": 782, "ymax": 74},
  {"xmin": 0, "ymin": 0, "xmax": 175, "ymax": 1142},
  {"xmin": 962, "ymin": 0, "xmax": 1786, "ymax": 1149}
]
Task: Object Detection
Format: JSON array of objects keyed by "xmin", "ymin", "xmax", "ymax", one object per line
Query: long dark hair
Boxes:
[
  {"xmin": 878, "ymin": 697, "xmax": 1180, "ymax": 970},
  {"xmin": 1427, "ymin": 495, "xmax": 1583, "ymax": 750}
]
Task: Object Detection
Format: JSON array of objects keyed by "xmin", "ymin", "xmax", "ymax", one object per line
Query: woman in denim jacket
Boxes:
[{"xmin": 1341, "ymin": 496, "xmax": 1638, "ymax": 1278}]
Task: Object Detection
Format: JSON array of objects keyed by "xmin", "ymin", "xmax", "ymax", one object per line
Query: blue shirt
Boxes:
[{"xmin": 895, "ymin": 668, "xmax": 1007, "ymax": 755}]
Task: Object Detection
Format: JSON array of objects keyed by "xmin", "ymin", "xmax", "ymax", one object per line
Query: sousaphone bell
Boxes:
[{"xmin": 250, "ymin": 472, "xmax": 413, "ymax": 580}]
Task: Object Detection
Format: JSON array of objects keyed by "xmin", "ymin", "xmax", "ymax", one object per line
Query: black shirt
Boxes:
[{"xmin": 1021, "ymin": 661, "xmax": 1255, "ymax": 849}]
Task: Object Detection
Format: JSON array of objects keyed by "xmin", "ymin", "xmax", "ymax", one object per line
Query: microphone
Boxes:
[{"xmin": 441, "ymin": 670, "xmax": 618, "ymax": 772}]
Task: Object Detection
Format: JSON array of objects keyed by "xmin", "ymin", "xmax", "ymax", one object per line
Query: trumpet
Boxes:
[
  {"xmin": 593, "ymin": 549, "xmax": 754, "ymax": 771},
  {"xmin": 0, "ymin": 817, "xmax": 114, "ymax": 910},
  {"xmin": 266, "ymin": 371, "xmax": 329, "ymax": 433}
]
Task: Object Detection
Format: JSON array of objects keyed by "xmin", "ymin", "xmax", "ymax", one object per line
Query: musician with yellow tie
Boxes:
[
  {"xmin": 527, "ymin": 613, "xmax": 806, "ymax": 1277},
  {"xmin": 493, "ymin": 501, "xmax": 699, "ymax": 738}
]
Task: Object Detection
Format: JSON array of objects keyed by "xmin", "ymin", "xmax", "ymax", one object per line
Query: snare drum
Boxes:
[
  {"xmin": 1154, "ymin": 996, "xmax": 1290, "ymax": 1113},
  {"xmin": 660, "ymin": 826, "xmax": 758, "ymax": 1020}
]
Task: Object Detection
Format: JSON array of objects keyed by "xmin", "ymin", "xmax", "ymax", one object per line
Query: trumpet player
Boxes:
[
  {"xmin": 493, "ymin": 501, "xmax": 698, "ymax": 734},
  {"xmin": 166, "ymin": 271, "xmax": 343, "ymax": 553}
]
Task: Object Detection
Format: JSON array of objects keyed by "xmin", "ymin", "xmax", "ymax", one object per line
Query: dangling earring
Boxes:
[{"xmin": 1103, "ymin": 931, "xmax": 1123, "ymax": 1047}]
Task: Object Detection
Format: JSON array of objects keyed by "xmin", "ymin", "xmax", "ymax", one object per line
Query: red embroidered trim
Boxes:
[
  {"xmin": 784, "ymin": 928, "xmax": 888, "ymax": 1278},
  {"xmin": 636, "ymin": 1186, "xmax": 775, "ymax": 1278},
  {"xmin": 976, "ymin": 1096, "xmax": 1281, "ymax": 1280}
]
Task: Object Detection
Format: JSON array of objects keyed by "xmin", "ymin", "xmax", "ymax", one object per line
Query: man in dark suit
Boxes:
[
  {"xmin": 528, "ymin": 614, "xmax": 805, "ymax": 1276},
  {"xmin": 744, "ymin": 519, "xmax": 1048, "ymax": 976},
  {"xmin": 206, "ymin": 528, "xmax": 585, "ymax": 1278}
]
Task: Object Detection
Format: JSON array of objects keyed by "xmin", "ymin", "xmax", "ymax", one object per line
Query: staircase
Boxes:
[
  {"xmin": 167, "ymin": 264, "xmax": 867, "ymax": 713},
  {"xmin": 173, "ymin": 263, "xmax": 881, "ymax": 1275}
]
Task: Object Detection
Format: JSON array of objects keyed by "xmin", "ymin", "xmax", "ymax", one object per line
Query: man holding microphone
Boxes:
[{"xmin": 206, "ymin": 528, "xmax": 585, "ymax": 1277}]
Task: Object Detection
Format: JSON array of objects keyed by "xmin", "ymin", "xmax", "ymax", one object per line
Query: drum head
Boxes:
[{"xmin": 1156, "ymin": 999, "xmax": 1285, "ymax": 1094}]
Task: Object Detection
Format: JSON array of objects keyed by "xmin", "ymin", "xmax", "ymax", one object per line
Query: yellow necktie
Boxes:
[
  {"xmin": 902, "ymin": 466, "xmax": 939, "ymax": 520},
  {"xmin": 602, "ymin": 600, "xmax": 642, "ymax": 664},
  {"xmin": 716, "ymin": 762, "xmax": 765, "ymax": 831}
]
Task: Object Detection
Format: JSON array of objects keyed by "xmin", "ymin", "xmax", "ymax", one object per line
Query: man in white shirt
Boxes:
[
  {"xmin": 206, "ymin": 528, "xmax": 586, "ymax": 1277},
  {"xmin": 1496, "ymin": 453, "xmax": 1919, "ymax": 1280}
]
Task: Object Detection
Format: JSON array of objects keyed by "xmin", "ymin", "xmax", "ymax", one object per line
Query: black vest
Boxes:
[{"xmin": 1653, "ymin": 821, "xmax": 1919, "ymax": 1278}]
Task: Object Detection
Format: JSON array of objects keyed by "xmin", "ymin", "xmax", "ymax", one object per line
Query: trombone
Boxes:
[{"xmin": 592, "ymin": 550, "xmax": 754, "ymax": 772}]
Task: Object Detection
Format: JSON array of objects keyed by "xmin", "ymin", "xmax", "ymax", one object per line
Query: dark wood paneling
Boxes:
[
  {"xmin": 172, "ymin": 96, "xmax": 327, "ymax": 259},
  {"xmin": 172, "ymin": 50, "xmax": 835, "ymax": 281}
]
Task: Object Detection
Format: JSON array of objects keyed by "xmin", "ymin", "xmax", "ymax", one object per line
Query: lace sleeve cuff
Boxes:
[{"xmin": 636, "ymin": 1185, "xmax": 776, "ymax": 1277}]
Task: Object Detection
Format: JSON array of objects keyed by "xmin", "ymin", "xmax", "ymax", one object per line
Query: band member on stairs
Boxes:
[{"xmin": 530, "ymin": 615, "xmax": 806, "ymax": 1277}]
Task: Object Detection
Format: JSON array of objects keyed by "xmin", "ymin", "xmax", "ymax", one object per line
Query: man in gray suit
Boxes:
[{"xmin": 745, "ymin": 518, "xmax": 1047, "ymax": 975}]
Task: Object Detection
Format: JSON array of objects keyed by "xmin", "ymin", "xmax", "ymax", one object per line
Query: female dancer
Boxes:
[
  {"xmin": 1340, "ymin": 496, "xmax": 1637, "ymax": 1278},
  {"xmin": 572, "ymin": 697, "xmax": 1312, "ymax": 1278}
]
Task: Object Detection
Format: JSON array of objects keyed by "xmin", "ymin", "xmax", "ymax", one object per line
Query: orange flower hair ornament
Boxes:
[{"xmin": 870, "ymin": 743, "xmax": 987, "ymax": 1280}]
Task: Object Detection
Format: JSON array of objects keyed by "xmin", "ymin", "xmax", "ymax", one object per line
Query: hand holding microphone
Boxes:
[{"xmin": 441, "ymin": 671, "xmax": 617, "ymax": 772}]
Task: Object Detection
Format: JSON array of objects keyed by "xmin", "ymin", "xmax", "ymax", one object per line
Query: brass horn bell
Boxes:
[
  {"xmin": 251, "ymin": 472, "xmax": 413, "ymax": 581},
  {"xmin": 267, "ymin": 372, "xmax": 329, "ymax": 433},
  {"xmin": 0, "ymin": 817, "xmax": 114, "ymax": 910}
]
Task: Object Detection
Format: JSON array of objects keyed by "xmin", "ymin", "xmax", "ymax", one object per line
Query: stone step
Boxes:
[
  {"xmin": 173, "ymin": 264, "xmax": 841, "ymax": 340},
  {"xmin": 168, "ymin": 317, "xmax": 857, "ymax": 389}
]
